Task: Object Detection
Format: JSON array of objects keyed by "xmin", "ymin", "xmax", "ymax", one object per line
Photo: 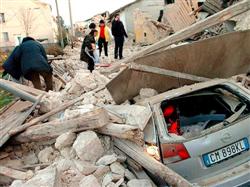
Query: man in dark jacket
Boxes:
[
  {"xmin": 19, "ymin": 37, "xmax": 53, "ymax": 91},
  {"xmin": 111, "ymin": 14, "xmax": 128, "ymax": 60},
  {"xmin": 2, "ymin": 46, "xmax": 22, "ymax": 81},
  {"xmin": 80, "ymin": 29, "xmax": 98, "ymax": 72}
]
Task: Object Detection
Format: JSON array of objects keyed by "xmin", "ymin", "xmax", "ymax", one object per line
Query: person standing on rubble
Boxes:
[
  {"xmin": 111, "ymin": 14, "xmax": 128, "ymax": 60},
  {"xmin": 19, "ymin": 37, "xmax": 53, "ymax": 91},
  {"xmin": 80, "ymin": 29, "xmax": 99, "ymax": 72},
  {"xmin": 97, "ymin": 20, "xmax": 112, "ymax": 57},
  {"xmin": 87, "ymin": 22, "xmax": 97, "ymax": 34}
]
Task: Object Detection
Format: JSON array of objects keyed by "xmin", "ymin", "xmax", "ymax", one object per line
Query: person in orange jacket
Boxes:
[{"xmin": 97, "ymin": 20, "xmax": 112, "ymax": 57}]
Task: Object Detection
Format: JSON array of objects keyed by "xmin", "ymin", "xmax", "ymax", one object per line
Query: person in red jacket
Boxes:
[{"xmin": 97, "ymin": 20, "xmax": 111, "ymax": 57}]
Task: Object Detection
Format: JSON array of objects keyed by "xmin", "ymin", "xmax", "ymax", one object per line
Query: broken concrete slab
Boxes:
[
  {"xmin": 64, "ymin": 70, "xmax": 98, "ymax": 95},
  {"xmin": 10, "ymin": 180, "xmax": 25, "ymax": 187},
  {"xmin": 24, "ymin": 167, "xmax": 61, "ymax": 187},
  {"xmin": 105, "ymin": 105, "xmax": 152, "ymax": 130},
  {"xmin": 59, "ymin": 147, "xmax": 76, "ymax": 159},
  {"xmin": 38, "ymin": 147, "xmax": 58, "ymax": 163},
  {"xmin": 59, "ymin": 167, "xmax": 83, "ymax": 186},
  {"xmin": 73, "ymin": 131, "xmax": 104, "ymax": 163},
  {"xmin": 79, "ymin": 175, "xmax": 101, "ymax": 187},
  {"xmin": 40, "ymin": 91, "xmax": 63, "ymax": 113},
  {"xmin": 73, "ymin": 159, "xmax": 97, "ymax": 175},
  {"xmin": 139, "ymin": 88, "xmax": 158, "ymax": 99},
  {"xmin": 93, "ymin": 165, "xmax": 111, "ymax": 182},
  {"xmin": 107, "ymin": 32, "xmax": 250, "ymax": 104},
  {"xmin": 54, "ymin": 159, "xmax": 74, "ymax": 173},
  {"xmin": 55, "ymin": 132, "xmax": 76, "ymax": 150},
  {"xmin": 102, "ymin": 173, "xmax": 113, "ymax": 187},
  {"xmin": 96, "ymin": 153, "xmax": 118, "ymax": 166},
  {"xmin": 23, "ymin": 152, "xmax": 39, "ymax": 165},
  {"xmin": 125, "ymin": 169, "xmax": 136, "ymax": 180},
  {"xmin": 110, "ymin": 162, "xmax": 125, "ymax": 176}
]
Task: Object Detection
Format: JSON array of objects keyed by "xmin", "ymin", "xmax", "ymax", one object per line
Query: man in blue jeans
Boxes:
[{"xmin": 111, "ymin": 14, "xmax": 128, "ymax": 60}]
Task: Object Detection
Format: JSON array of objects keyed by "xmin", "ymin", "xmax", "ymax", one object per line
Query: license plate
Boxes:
[{"xmin": 202, "ymin": 138, "xmax": 249, "ymax": 167}]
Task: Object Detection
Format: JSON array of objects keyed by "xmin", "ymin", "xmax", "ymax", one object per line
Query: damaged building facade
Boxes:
[
  {"xmin": 109, "ymin": 0, "xmax": 172, "ymax": 45},
  {"xmin": 0, "ymin": 0, "xmax": 58, "ymax": 48}
]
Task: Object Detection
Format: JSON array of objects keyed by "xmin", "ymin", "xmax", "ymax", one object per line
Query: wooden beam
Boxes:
[
  {"xmin": 114, "ymin": 139, "xmax": 192, "ymax": 187},
  {"xmin": 14, "ymin": 108, "xmax": 109, "ymax": 143},
  {"xmin": 0, "ymin": 94, "xmax": 44, "ymax": 147},
  {"xmin": 0, "ymin": 166, "xmax": 33, "ymax": 180},
  {"xmin": 97, "ymin": 123, "xmax": 143, "ymax": 144},
  {"xmin": 9, "ymin": 94, "xmax": 86, "ymax": 136},
  {"xmin": 122, "ymin": 0, "xmax": 250, "ymax": 63},
  {"xmin": 130, "ymin": 63, "xmax": 210, "ymax": 82}
]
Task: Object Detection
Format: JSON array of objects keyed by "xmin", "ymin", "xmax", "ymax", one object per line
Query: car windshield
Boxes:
[{"xmin": 160, "ymin": 85, "xmax": 250, "ymax": 137}]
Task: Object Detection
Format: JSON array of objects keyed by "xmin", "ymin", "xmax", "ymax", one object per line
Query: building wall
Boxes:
[
  {"xmin": 0, "ymin": 0, "xmax": 58, "ymax": 47},
  {"xmin": 122, "ymin": 0, "xmax": 165, "ymax": 34}
]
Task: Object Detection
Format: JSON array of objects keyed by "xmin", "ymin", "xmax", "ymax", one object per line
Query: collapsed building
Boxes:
[{"xmin": 0, "ymin": 0, "xmax": 250, "ymax": 187}]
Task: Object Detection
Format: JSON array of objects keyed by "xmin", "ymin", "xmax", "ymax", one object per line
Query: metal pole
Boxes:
[
  {"xmin": 68, "ymin": 0, "xmax": 74, "ymax": 49},
  {"xmin": 0, "ymin": 81, "xmax": 37, "ymax": 103},
  {"xmin": 55, "ymin": 0, "xmax": 64, "ymax": 48}
]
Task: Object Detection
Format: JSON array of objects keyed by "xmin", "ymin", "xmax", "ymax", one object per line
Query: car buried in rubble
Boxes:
[{"xmin": 142, "ymin": 79, "xmax": 250, "ymax": 187}]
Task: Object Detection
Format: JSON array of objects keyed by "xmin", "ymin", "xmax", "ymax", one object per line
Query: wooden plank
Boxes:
[
  {"xmin": 130, "ymin": 63, "xmax": 210, "ymax": 82},
  {"xmin": 104, "ymin": 108, "xmax": 126, "ymax": 124},
  {"xmin": 9, "ymin": 94, "xmax": 87, "ymax": 136},
  {"xmin": 0, "ymin": 99, "xmax": 17, "ymax": 115},
  {"xmin": 14, "ymin": 108, "xmax": 109, "ymax": 143},
  {"xmin": 114, "ymin": 139, "xmax": 192, "ymax": 187},
  {"xmin": 4, "ymin": 100, "xmax": 33, "ymax": 114},
  {"xmin": 0, "ymin": 94, "xmax": 44, "ymax": 147},
  {"xmin": 97, "ymin": 123, "xmax": 144, "ymax": 144},
  {"xmin": 0, "ymin": 166, "xmax": 33, "ymax": 180}
]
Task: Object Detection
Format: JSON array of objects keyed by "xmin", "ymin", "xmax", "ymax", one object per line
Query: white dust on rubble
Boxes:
[
  {"xmin": 4, "ymin": 129, "xmax": 139, "ymax": 187},
  {"xmin": 233, "ymin": 10, "xmax": 250, "ymax": 31},
  {"xmin": 4, "ymin": 41, "xmax": 150, "ymax": 187}
]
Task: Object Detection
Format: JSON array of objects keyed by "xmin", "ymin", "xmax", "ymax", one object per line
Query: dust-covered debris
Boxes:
[{"xmin": 72, "ymin": 131, "xmax": 104, "ymax": 163}]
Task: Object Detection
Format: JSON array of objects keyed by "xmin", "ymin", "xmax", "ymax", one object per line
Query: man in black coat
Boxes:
[
  {"xmin": 18, "ymin": 37, "xmax": 53, "ymax": 91},
  {"xmin": 2, "ymin": 46, "xmax": 22, "ymax": 81},
  {"xmin": 111, "ymin": 14, "xmax": 128, "ymax": 60},
  {"xmin": 3, "ymin": 37, "xmax": 53, "ymax": 91}
]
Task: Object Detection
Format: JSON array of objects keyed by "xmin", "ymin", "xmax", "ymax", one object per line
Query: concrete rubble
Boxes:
[
  {"xmin": 1, "ymin": 3, "xmax": 250, "ymax": 186},
  {"xmin": 72, "ymin": 131, "xmax": 104, "ymax": 163}
]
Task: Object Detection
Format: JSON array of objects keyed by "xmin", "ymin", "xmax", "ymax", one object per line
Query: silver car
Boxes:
[{"xmin": 144, "ymin": 79, "xmax": 250, "ymax": 186}]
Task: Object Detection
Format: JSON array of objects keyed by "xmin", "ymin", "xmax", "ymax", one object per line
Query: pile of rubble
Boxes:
[
  {"xmin": 1, "ymin": 1, "xmax": 250, "ymax": 186},
  {"xmin": 0, "ymin": 39, "xmax": 164, "ymax": 187},
  {"xmin": 2, "ymin": 130, "xmax": 151, "ymax": 187}
]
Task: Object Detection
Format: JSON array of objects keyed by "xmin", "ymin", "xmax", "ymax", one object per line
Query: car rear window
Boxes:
[{"xmin": 160, "ymin": 85, "xmax": 250, "ymax": 137}]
